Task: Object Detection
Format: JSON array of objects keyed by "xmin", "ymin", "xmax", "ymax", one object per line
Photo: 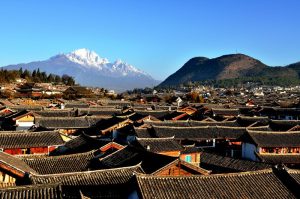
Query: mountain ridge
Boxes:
[
  {"xmin": 159, "ymin": 53, "xmax": 300, "ymax": 87},
  {"xmin": 2, "ymin": 49, "xmax": 159, "ymax": 91}
]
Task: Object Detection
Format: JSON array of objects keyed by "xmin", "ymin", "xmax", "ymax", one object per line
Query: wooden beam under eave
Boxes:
[{"xmin": 0, "ymin": 164, "xmax": 25, "ymax": 178}]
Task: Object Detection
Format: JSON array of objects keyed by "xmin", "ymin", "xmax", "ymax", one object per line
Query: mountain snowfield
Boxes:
[
  {"xmin": 2, "ymin": 48, "xmax": 159, "ymax": 91},
  {"xmin": 64, "ymin": 48, "xmax": 150, "ymax": 77}
]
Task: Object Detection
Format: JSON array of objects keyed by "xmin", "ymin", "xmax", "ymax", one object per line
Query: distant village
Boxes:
[{"xmin": 0, "ymin": 76, "xmax": 299, "ymax": 198}]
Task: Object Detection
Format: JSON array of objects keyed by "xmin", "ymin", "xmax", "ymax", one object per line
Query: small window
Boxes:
[{"xmin": 185, "ymin": 155, "xmax": 192, "ymax": 162}]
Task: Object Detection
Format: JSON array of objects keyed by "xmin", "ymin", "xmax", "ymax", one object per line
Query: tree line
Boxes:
[
  {"xmin": 157, "ymin": 76, "xmax": 300, "ymax": 90},
  {"xmin": 0, "ymin": 68, "xmax": 75, "ymax": 85},
  {"xmin": 200, "ymin": 77, "xmax": 300, "ymax": 88}
]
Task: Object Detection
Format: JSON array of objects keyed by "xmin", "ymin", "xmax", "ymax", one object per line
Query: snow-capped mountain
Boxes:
[
  {"xmin": 55, "ymin": 48, "xmax": 152, "ymax": 78},
  {"xmin": 65, "ymin": 48, "xmax": 109, "ymax": 67},
  {"xmin": 2, "ymin": 48, "xmax": 159, "ymax": 91}
]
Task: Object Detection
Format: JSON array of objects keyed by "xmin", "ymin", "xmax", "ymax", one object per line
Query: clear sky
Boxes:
[{"xmin": 0, "ymin": 0, "xmax": 299, "ymax": 80}]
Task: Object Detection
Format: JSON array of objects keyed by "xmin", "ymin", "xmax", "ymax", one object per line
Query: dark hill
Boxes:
[
  {"xmin": 287, "ymin": 62, "xmax": 300, "ymax": 75},
  {"xmin": 159, "ymin": 54, "xmax": 300, "ymax": 87}
]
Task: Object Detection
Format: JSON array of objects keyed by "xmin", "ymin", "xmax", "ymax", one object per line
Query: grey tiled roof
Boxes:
[
  {"xmin": 35, "ymin": 117, "xmax": 102, "ymax": 129},
  {"xmin": 136, "ymin": 169, "xmax": 297, "ymax": 199},
  {"xmin": 0, "ymin": 131, "xmax": 64, "ymax": 149},
  {"xmin": 245, "ymin": 130, "xmax": 300, "ymax": 147},
  {"xmin": 200, "ymin": 152, "xmax": 272, "ymax": 172},
  {"xmin": 152, "ymin": 126, "xmax": 247, "ymax": 140},
  {"xmin": 30, "ymin": 165, "xmax": 142, "ymax": 186},
  {"xmin": 135, "ymin": 137, "xmax": 183, "ymax": 153},
  {"xmin": 0, "ymin": 152, "xmax": 37, "ymax": 174},
  {"xmin": 22, "ymin": 150, "xmax": 96, "ymax": 174},
  {"xmin": 0, "ymin": 183, "xmax": 61, "ymax": 199}
]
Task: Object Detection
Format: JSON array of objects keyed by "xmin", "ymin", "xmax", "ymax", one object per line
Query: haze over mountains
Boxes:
[
  {"xmin": 160, "ymin": 54, "xmax": 300, "ymax": 87},
  {"xmin": 2, "ymin": 49, "xmax": 159, "ymax": 91}
]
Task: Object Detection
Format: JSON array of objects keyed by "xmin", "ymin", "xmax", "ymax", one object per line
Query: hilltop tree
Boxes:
[
  {"xmin": 21, "ymin": 69, "xmax": 31, "ymax": 80},
  {"xmin": 32, "ymin": 70, "xmax": 37, "ymax": 78},
  {"xmin": 54, "ymin": 75, "xmax": 61, "ymax": 83},
  {"xmin": 18, "ymin": 68, "xmax": 23, "ymax": 75},
  {"xmin": 36, "ymin": 68, "xmax": 41, "ymax": 78},
  {"xmin": 0, "ymin": 67, "xmax": 77, "ymax": 86},
  {"xmin": 62, "ymin": 74, "xmax": 75, "ymax": 86},
  {"xmin": 41, "ymin": 72, "xmax": 47, "ymax": 82},
  {"xmin": 47, "ymin": 74, "xmax": 55, "ymax": 82}
]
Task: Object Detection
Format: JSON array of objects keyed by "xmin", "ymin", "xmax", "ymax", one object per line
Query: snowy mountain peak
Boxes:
[
  {"xmin": 63, "ymin": 48, "xmax": 151, "ymax": 77},
  {"xmin": 114, "ymin": 59, "xmax": 123, "ymax": 65},
  {"xmin": 66, "ymin": 48, "xmax": 109, "ymax": 67},
  {"xmin": 112, "ymin": 59, "xmax": 149, "ymax": 76},
  {"xmin": 72, "ymin": 48, "xmax": 96, "ymax": 57},
  {"xmin": 1, "ymin": 48, "xmax": 160, "ymax": 91}
]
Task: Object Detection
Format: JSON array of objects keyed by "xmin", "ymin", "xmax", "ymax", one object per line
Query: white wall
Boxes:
[
  {"xmin": 242, "ymin": 142, "xmax": 259, "ymax": 161},
  {"xmin": 16, "ymin": 121, "xmax": 34, "ymax": 127}
]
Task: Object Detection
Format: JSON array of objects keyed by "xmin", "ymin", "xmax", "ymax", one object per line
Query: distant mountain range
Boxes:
[
  {"xmin": 159, "ymin": 54, "xmax": 300, "ymax": 87},
  {"xmin": 2, "ymin": 48, "xmax": 159, "ymax": 91},
  {"xmin": 3, "ymin": 51, "xmax": 300, "ymax": 90}
]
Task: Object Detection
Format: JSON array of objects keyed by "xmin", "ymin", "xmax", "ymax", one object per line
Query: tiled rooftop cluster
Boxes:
[{"xmin": 0, "ymin": 93, "xmax": 299, "ymax": 198}]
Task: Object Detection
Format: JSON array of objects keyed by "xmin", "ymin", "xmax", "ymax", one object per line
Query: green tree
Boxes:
[
  {"xmin": 18, "ymin": 68, "xmax": 23, "ymax": 76},
  {"xmin": 21, "ymin": 69, "xmax": 31, "ymax": 79},
  {"xmin": 32, "ymin": 70, "xmax": 37, "ymax": 77},
  {"xmin": 66, "ymin": 77, "xmax": 75, "ymax": 86},
  {"xmin": 47, "ymin": 74, "xmax": 55, "ymax": 82},
  {"xmin": 54, "ymin": 75, "xmax": 61, "ymax": 83}
]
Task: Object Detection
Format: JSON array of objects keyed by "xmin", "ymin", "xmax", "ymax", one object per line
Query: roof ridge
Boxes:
[
  {"xmin": 36, "ymin": 109, "xmax": 73, "ymax": 112},
  {"xmin": 215, "ymin": 126, "xmax": 245, "ymax": 129},
  {"xmin": 247, "ymin": 125, "xmax": 270, "ymax": 129},
  {"xmin": 137, "ymin": 168, "xmax": 274, "ymax": 179},
  {"xmin": 98, "ymin": 145, "xmax": 128, "ymax": 162},
  {"xmin": 0, "ymin": 130, "xmax": 60, "ymax": 136},
  {"xmin": 238, "ymin": 116, "xmax": 269, "ymax": 119},
  {"xmin": 286, "ymin": 168, "xmax": 300, "ymax": 173},
  {"xmin": 195, "ymin": 120, "xmax": 237, "ymax": 123},
  {"xmin": 37, "ymin": 117, "xmax": 88, "ymax": 120},
  {"xmin": 153, "ymin": 125, "xmax": 210, "ymax": 129},
  {"xmin": 30, "ymin": 164, "xmax": 141, "ymax": 177},
  {"xmin": 247, "ymin": 129, "xmax": 300, "ymax": 134},
  {"xmin": 153, "ymin": 125, "xmax": 246, "ymax": 130},
  {"xmin": 145, "ymin": 120, "xmax": 189, "ymax": 123},
  {"xmin": 22, "ymin": 150, "xmax": 96, "ymax": 160},
  {"xmin": 136, "ymin": 137, "xmax": 175, "ymax": 141},
  {"xmin": 136, "ymin": 110, "xmax": 169, "ymax": 113},
  {"xmin": 0, "ymin": 183, "xmax": 61, "ymax": 191},
  {"xmin": 259, "ymin": 154, "xmax": 300, "ymax": 156},
  {"xmin": 212, "ymin": 108, "xmax": 239, "ymax": 111},
  {"xmin": 271, "ymin": 119, "xmax": 300, "ymax": 122}
]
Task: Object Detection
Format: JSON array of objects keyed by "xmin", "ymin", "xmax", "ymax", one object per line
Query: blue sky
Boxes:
[{"xmin": 0, "ymin": 0, "xmax": 299, "ymax": 80}]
